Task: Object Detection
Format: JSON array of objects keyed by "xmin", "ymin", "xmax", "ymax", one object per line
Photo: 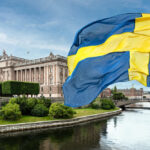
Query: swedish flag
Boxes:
[{"xmin": 63, "ymin": 13, "xmax": 150, "ymax": 107}]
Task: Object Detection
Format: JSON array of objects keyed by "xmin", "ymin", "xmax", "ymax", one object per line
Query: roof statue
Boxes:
[
  {"xmin": 49, "ymin": 52, "xmax": 54, "ymax": 58},
  {"xmin": 2, "ymin": 50, "xmax": 8, "ymax": 59}
]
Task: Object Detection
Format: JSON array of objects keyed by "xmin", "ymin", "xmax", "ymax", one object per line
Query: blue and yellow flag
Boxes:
[{"xmin": 63, "ymin": 13, "xmax": 150, "ymax": 107}]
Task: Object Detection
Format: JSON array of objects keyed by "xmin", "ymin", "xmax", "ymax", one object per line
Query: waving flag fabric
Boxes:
[{"xmin": 63, "ymin": 13, "xmax": 150, "ymax": 107}]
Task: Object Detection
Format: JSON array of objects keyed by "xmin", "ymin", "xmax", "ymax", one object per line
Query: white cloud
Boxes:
[
  {"xmin": 0, "ymin": 32, "xmax": 69, "ymax": 57},
  {"xmin": 24, "ymin": 42, "xmax": 69, "ymax": 52},
  {"xmin": 0, "ymin": 32, "xmax": 18, "ymax": 45},
  {"xmin": 0, "ymin": 33, "xmax": 7, "ymax": 40},
  {"xmin": 27, "ymin": 20, "xmax": 59, "ymax": 28}
]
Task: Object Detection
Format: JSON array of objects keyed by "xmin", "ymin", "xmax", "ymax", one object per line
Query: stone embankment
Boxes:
[
  {"xmin": 0, "ymin": 97, "xmax": 11, "ymax": 108},
  {"xmin": 0, "ymin": 109, "xmax": 121, "ymax": 133}
]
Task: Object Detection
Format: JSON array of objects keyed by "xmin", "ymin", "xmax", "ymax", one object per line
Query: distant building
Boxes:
[
  {"xmin": 0, "ymin": 50, "xmax": 68, "ymax": 97},
  {"xmin": 99, "ymin": 87, "xmax": 144, "ymax": 99},
  {"xmin": 99, "ymin": 88, "xmax": 111, "ymax": 98},
  {"xmin": 117, "ymin": 88, "xmax": 143, "ymax": 99},
  {"xmin": 143, "ymin": 91, "xmax": 150, "ymax": 99}
]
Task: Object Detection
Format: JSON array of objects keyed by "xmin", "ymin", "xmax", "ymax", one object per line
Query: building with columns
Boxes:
[{"xmin": 0, "ymin": 50, "xmax": 68, "ymax": 97}]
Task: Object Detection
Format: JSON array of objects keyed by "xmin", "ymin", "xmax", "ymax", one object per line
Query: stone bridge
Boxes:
[{"xmin": 114, "ymin": 99, "xmax": 150, "ymax": 109}]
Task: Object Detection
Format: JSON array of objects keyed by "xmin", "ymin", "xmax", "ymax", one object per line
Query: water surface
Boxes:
[{"xmin": 0, "ymin": 102, "xmax": 150, "ymax": 150}]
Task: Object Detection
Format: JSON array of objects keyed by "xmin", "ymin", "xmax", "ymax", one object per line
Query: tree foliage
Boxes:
[
  {"xmin": 112, "ymin": 92, "xmax": 127, "ymax": 100},
  {"xmin": 101, "ymin": 99, "xmax": 115, "ymax": 110}
]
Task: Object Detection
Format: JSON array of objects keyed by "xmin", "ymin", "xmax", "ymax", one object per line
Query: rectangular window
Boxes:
[
  {"xmin": 50, "ymin": 77, "xmax": 53, "ymax": 84},
  {"xmin": 41, "ymin": 87, "xmax": 43, "ymax": 92}
]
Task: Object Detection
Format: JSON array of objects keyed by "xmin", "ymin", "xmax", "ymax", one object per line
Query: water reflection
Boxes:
[
  {"xmin": 0, "ymin": 103, "xmax": 150, "ymax": 150},
  {"xmin": 0, "ymin": 120, "xmax": 107, "ymax": 150},
  {"xmin": 136, "ymin": 102, "xmax": 150, "ymax": 107}
]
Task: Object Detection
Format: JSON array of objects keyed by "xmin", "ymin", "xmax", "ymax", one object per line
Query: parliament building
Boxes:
[{"xmin": 0, "ymin": 50, "xmax": 68, "ymax": 97}]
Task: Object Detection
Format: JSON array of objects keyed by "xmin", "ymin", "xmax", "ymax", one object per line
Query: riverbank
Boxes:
[
  {"xmin": 0, "ymin": 108, "xmax": 121, "ymax": 133},
  {"xmin": 0, "ymin": 108, "xmax": 119, "ymax": 125}
]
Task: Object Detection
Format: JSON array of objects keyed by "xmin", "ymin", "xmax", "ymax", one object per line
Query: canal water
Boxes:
[{"xmin": 0, "ymin": 102, "xmax": 150, "ymax": 150}]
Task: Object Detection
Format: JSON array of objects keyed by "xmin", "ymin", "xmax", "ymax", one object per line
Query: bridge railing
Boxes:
[{"xmin": 113, "ymin": 99, "xmax": 150, "ymax": 107}]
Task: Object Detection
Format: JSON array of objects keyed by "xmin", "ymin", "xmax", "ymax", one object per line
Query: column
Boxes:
[
  {"xmin": 24, "ymin": 69, "xmax": 27, "ymax": 81},
  {"xmin": 35, "ymin": 68, "xmax": 37, "ymax": 82},
  {"xmin": 21, "ymin": 70, "xmax": 22, "ymax": 81},
  {"xmin": 34, "ymin": 68, "xmax": 36, "ymax": 82},
  {"xmin": 44, "ymin": 66, "xmax": 46, "ymax": 85},
  {"xmin": 44, "ymin": 66, "xmax": 47, "ymax": 85},
  {"xmin": 56, "ymin": 65, "xmax": 60, "ymax": 84},
  {"xmin": 29, "ymin": 68, "xmax": 32, "ymax": 82},
  {"xmin": 39, "ymin": 67, "xmax": 41, "ymax": 84},
  {"xmin": 54, "ymin": 65, "xmax": 56, "ymax": 85},
  {"xmin": 22, "ymin": 70, "xmax": 24, "ymax": 81},
  {"xmin": 42, "ymin": 67, "xmax": 44, "ymax": 84},
  {"xmin": 63, "ymin": 67, "xmax": 65, "ymax": 83},
  {"xmin": 16, "ymin": 70, "xmax": 18, "ymax": 81},
  {"xmin": 36, "ymin": 68, "xmax": 38, "ymax": 82}
]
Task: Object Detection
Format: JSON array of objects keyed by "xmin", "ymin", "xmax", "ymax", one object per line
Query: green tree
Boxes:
[
  {"xmin": 101, "ymin": 99, "xmax": 115, "ymax": 110},
  {"xmin": 114, "ymin": 86, "xmax": 117, "ymax": 93},
  {"xmin": 113, "ymin": 92, "xmax": 126, "ymax": 100}
]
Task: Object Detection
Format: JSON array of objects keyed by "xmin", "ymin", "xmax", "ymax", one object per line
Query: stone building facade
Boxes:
[
  {"xmin": 99, "ymin": 88, "xmax": 111, "ymax": 98},
  {"xmin": 0, "ymin": 50, "xmax": 68, "ymax": 97},
  {"xmin": 99, "ymin": 87, "xmax": 144, "ymax": 99},
  {"xmin": 117, "ymin": 88, "xmax": 143, "ymax": 99}
]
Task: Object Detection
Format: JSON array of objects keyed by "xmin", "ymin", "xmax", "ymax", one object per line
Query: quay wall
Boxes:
[{"xmin": 0, "ymin": 109, "xmax": 121, "ymax": 133}]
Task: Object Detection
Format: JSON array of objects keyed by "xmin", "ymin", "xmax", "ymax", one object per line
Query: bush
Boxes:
[
  {"xmin": 0, "ymin": 103, "xmax": 22, "ymax": 120},
  {"xmin": 90, "ymin": 98, "xmax": 101, "ymax": 109},
  {"xmin": 31, "ymin": 104, "xmax": 48, "ymax": 117},
  {"xmin": 26, "ymin": 98, "xmax": 37, "ymax": 114},
  {"xmin": 9, "ymin": 96, "xmax": 28, "ymax": 115},
  {"xmin": 2, "ymin": 81, "xmax": 40, "ymax": 96},
  {"xmin": 49, "ymin": 103, "xmax": 75, "ymax": 119},
  {"xmin": 91, "ymin": 101, "xmax": 101, "ymax": 109},
  {"xmin": 37, "ymin": 96, "xmax": 51, "ymax": 108},
  {"xmin": 9, "ymin": 97, "xmax": 18, "ymax": 104},
  {"xmin": 9, "ymin": 97, "xmax": 40, "ymax": 115},
  {"xmin": 101, "ymin": 99, "xmax": 115, "ymax": 110}
]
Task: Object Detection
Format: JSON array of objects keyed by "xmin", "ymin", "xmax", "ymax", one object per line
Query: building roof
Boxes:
[{"xmin": 0, "ymin": 50, "xmax": 67, "ymax": 67}]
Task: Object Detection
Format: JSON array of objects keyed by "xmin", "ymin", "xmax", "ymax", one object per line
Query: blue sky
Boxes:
[{"xmin": 0, "ymin": 0, "xmax": 150, "ymax": 90}]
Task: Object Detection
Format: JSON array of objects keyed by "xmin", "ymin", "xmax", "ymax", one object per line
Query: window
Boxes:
[
  {"xmin": 41, "ymin": 87, "xmax": 43, "ymax": 92},
  {"xmin": 50, "ymin": 77, "xmax": 53, "ymax": 84}
]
